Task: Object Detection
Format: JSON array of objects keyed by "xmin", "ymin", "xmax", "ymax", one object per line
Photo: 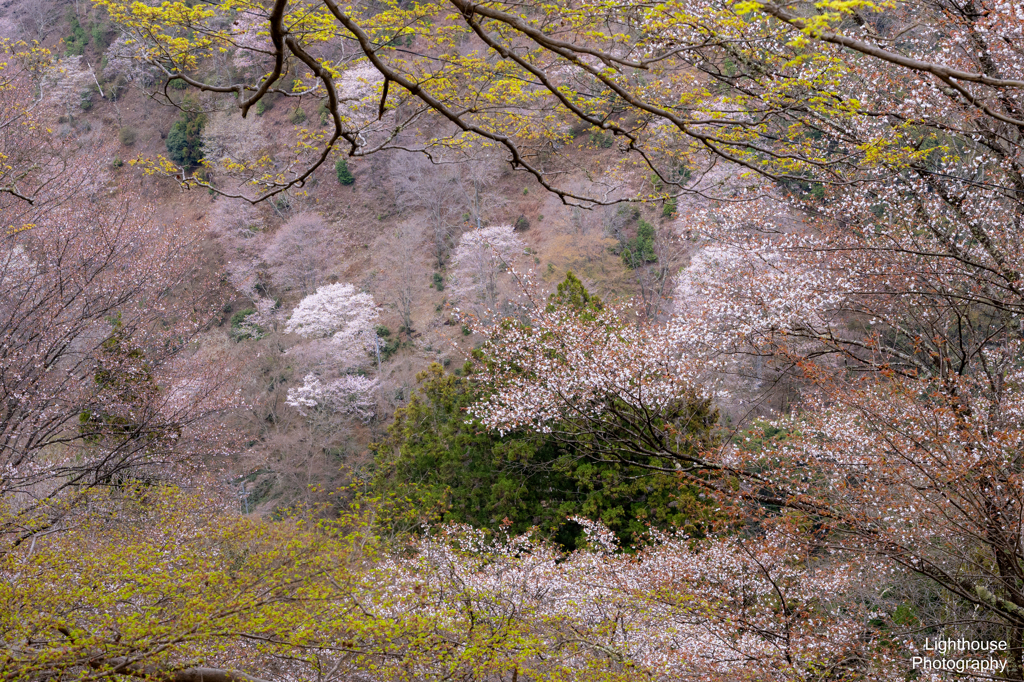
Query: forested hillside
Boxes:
[{"xmin": 1, "ymin": 0, "xmax": 1022, "ymax": 679}]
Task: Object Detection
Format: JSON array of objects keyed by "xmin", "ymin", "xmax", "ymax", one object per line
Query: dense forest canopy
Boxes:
[{"xmin": 0, "ymin": 0, "xmax": 1023, "ymax": 678}]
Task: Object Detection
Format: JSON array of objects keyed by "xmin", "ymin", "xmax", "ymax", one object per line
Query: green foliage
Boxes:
[
  {"xmin": 431, "ymin": 272, "xmax": 445, "ymax": 291},
  {"xmin": 513, "ymin": 214, "xmax": 530, "ymax": 231},
  {"xmin": 230, "ymin": 308, "xmax": 264, "ymax": 341},
  {"xmin": 891, "ymin": 603, "xmax": 920, "ymax": 627},
  {"xmin": 289, "ymin": 106, "xmax": 306, "ymax": 124},
  {"xmin": 63, "ymin": 11, "xmax": 88, "ymax": 55},
  {"xmin": 255, "ymin": 99, "xmax": 268, "ymax": 115},
  {"xmin": 91, "ymin": 21, "xmax": 111, "ymax": 48},
  {"xmin": 662, "ymin": 197, "xmax": 677, "ymax": 217},
  {"xmin": 621, "ymin": 219, "xmax": 657, "ymax": 269},
  {"xmin": 589, "ymin": 130, "xmax": 614, "ymax": 148},
  {"xmin": 335, "ymin": 157, "xmax": 354, "ymax": 185},
  {"xmin": 374, "ymin": 351, "xmax": 720, "ymax": 547},
  {"xmin": 546, "ymin": 271, "xmax": 602, "ymax": 319},
  {"xmin": 372, "ymin": 364, "xmax": 578, "ymax": 545},
  {"xmin": 230, "ymin": 308, "xmax": 254, "ymax": 328},
  {"xmin": 165, "ymin": 104, "xmax": 206, "ymax": 167},
  {"xmin": 376, "ymin": 325, "xmax": 400, "ymax": 361},
  {"xmin": 779, "ymin": 171, "xmax": 826, "ymax": 202}
]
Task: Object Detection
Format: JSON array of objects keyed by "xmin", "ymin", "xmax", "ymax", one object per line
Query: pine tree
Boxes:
[{"xmin": 335, "ymin": 157, "xmax": 354, "ymax": 185}]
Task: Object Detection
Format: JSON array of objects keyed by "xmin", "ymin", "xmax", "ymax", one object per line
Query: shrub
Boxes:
[
  {"xmin": 230, "ymin": 308, "xmax": 265, "ymax": 341},
  {"xmin": 335, "ymin": 157, "xmax": 354, "ymax": 185},
  {"xmin": 230, "ymin": 308, "xmax": 254, "ymax": 328},
  {"xmin": 589, "ymin": 130, "xmax": 614, "ymax": 148},
  {"xmin": 431, "ymin": 272, "xmax": 444, "ymax": 291},
  {"xmin": 622, "ymin": 219, "xmax": 657, "ymax": 269},
  {"xmin": 289, "ymin": 107, "xmax": 306, "ymax": 124},
  {"xmin": 376, "ymin": 326, "xmax": 401, "ymax": 361},
  {"xmin": 112, "ymin": 157, "xmax": 123, "ymax": 168},
  {"xmin": 106, "ymin": 74, "xmax": 129, "ymax": 101},
  {"xmin": 662, "ymin": 196, "xmax": 677, "ymax": 217},
  {"xmin": 63, "ymin": 12, "xmax": 87, "ymax": 55},
  {"xmin": 119, "ymin": 126, "xmax": 137, "ymax": 147},
  {"xmin": 91, "ymin": 22, "xmax": 110, "ymax": 48},
  {"xmin": 513, "ymin": 214, "xmax": 530, "ymax": 231},
  {"xmin": 166, "ymin": 105, "xmax": 206, "ymax": 167}
]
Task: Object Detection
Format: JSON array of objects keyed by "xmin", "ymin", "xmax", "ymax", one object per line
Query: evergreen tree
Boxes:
[
  {"xmin": 335, "ymin": 157, "xmax": 354, "ymax": 185},
  {"xmin": 547, "ymin": 271, "xmax": 602, "ymax": 317},
  {"xmin": 621, "ymin": 219, "xmax": 657, "ymax": 269},
  {"xmin": 166, "ymin": 103, "xmax": 206, "ymax": 167}
]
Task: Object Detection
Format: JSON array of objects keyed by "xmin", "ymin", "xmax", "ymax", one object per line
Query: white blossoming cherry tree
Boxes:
[
  {"xmin": 285, "ymin": 283, "xmax": 378, "ymax": 348},
  {"xmin": 286, "ymin": 374, "xmax": 379, "ymax": 422},
  {"xmin": 284, "ymin": 282, "xmax": 381, "ymax": 419},
  {"xmin": 368, "ymin": 516, "xmax": 904, "ymax": 682}
]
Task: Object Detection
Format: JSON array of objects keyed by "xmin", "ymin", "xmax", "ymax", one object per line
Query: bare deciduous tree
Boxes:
[
  {"xmin": 449, "ymin": 225, "xmax": 526, "ymax": 323},
  {"xmin": 0, "ymin": 180, "xmax": 228, "ymax": 544},
  {"xmin": 377, "ymin": 220, "xmax": 427, "ymax": 335},
  {"xmin": 392, "ymin": 154, "xmax": 466, "ymax": 269},
  {"xmin": 265, "ymin": 212, "xmax": 341, "ymax": 294},
  {"xmin": 202, "ymin": 110, "xmax": 267, "ymax": 171}
]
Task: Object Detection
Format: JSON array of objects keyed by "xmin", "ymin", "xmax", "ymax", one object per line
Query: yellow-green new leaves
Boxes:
[
  {"xmin": 94, "ymin": 0, "xmax": 1024, "ymax": 216},
  {"xmin": 1, "ymin": 486, "xmax": 373, "ymax": 682},
  {"xmin": 96, "ymin": 0, "xmax": 219, "ymax": 69},
  {"xmin": 0, "ymin": 487, "xmax": 651, "ymax": 682}
]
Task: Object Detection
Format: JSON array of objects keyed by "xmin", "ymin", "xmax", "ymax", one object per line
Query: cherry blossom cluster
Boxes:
[
  {"xmin": 285, "ymin": 374, "xmax": 378, "ymax": 422},
  {"xmin": 469, "ymin": 302, "xmax": 707, "ymax": 434},
  {"xmin": 366, "ymin": 520, "xmax": 905, "ymax": 682},
  {"xmin": 285, "ymin": 282, "xmax": 380, "ymax": 367}
]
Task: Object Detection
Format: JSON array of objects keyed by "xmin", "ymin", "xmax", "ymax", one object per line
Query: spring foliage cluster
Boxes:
[{"xmin": 7, "ymin": 0, "xmax": 1024, "ymax": 675}]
